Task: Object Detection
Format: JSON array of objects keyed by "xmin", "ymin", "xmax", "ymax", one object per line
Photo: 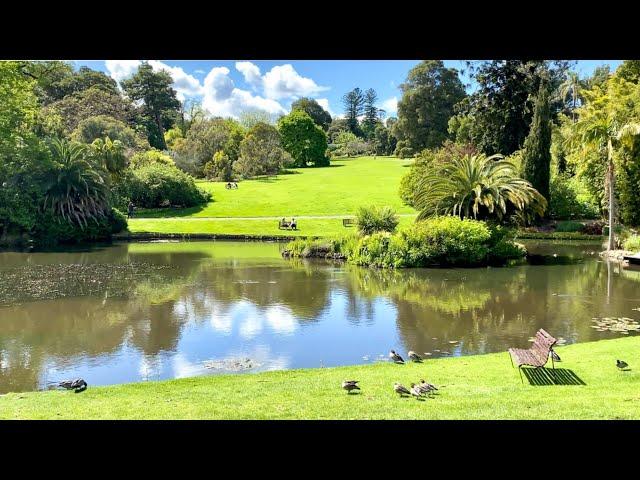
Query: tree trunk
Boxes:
[
  {"xmin": 155, "ymin": 111, "xmax": 166, "ymax": 150},
  {"xmin": 607, "ymin": 139, "xmax": 615, "ymax": 251}
]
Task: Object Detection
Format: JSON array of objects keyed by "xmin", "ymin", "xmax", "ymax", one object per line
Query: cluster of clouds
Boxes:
[{"xmin": 105, "ymin": 60, "xmax": 333, "ymax": 119}]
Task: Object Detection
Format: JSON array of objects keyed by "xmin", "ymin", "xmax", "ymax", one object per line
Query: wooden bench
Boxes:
[
  {"xmin": 278, "ymin": 220, "xmax": 297, "ymax": 230},
  {"xmin": 342, "ymin": 218, "xmax": 355, "ymax": 227},
  {"xmin": 508, "ymin": 329, "xmax": 557, "ymax": 383}
]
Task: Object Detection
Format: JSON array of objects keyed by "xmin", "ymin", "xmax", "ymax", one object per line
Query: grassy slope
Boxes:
[{"xmin": 2, "ymin": 336, "xmax": 638, "ymax": 419}]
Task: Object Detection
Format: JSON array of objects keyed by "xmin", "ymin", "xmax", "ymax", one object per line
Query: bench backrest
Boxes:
[{"xmin": 531, "ymin": 329, "xmax": 557, "ymax": 360}]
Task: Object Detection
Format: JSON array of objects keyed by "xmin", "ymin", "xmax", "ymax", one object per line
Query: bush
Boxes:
[
  {"xmin": 555, "ymin": 221, "xmax": 585, "ymax": 233},
  {"xmin": 129, "ymin": 149, "xmax": 175, "ymax": 169},
  {"xmin": 581, "ymin": 221, "xmax": 604, "ymax": 235},
  {"xmin": 32, "ymin": 208, "xmax": 127, "ymax": 246},
  {"xmin": 356, "ymin": 205, "xmax": 399, "ymax": 236},
  {"xmin": 623, "ymin": 235, "xmax": 640, "ymax": 252},
  {"xmin": 123, "ymin": 164, "xmax": 210, "ymax": 208},
  {"xmin": 549, "ymin": 174, "xmax": 599, "ymax": 220}
]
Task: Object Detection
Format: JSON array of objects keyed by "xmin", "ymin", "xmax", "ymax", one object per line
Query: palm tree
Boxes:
[
  {"xmin": 90, "ymin": 137, "xmax": 127, "ymax": 176},
  {"xmin": 575, "ymin": 117, "xmax": 640, "ymax": 250},
  {"xmin": 558, "ymin": 72, "xmax": 582, "ymax": 122},
  {"xmin": 414, "ymin": 153, "xmax": 547, "ymax": 222},
  {"xmin": 43, "ymin": 138, "xmax": 110, "ymax": 227}
]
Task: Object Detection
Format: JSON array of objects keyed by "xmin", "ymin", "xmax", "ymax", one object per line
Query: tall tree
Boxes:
[
  {"xmin": 121, "ymin": 63, "xmax": 181, "ymax": 150},
  {"xmin": 558, "ymin": 71, "xmax": 582, "ymax": 121},
  {"xmin": 361, "ymin": 88, "xmax": 380, "ymax": 139},
  {"xmin": 617, "ymin": 60, "xmax": 640, "ymax": 84},
  {"xmin": 291, "ymin": 98, "xmax": 332, "ymax": 131},
  {"xmin": 392, "ymin": 61, "xmax": 466, "ymax": 155},
  {"xmin": 461, "ymin": 60, "xmax": 571, "ymax": 156},
  {"xmin": 278, "ymin": 110, "xmax": 329, "ymax": 167},
  {"xmin": 522, "ymin": 82, "xmax": 552, "ymax": 205},
  {"xmin": 342, "ymin": 88, "xmax": 364, "ymax": 136}
]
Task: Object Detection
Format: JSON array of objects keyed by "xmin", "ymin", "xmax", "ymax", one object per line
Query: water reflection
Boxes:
[{"xmin": 1, "ymin": 240, "xmax": 639, "ymax": 393}]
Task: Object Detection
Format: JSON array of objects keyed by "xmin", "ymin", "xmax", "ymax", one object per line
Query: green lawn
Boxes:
[
  {"xmin": 127, "ymin": 216, "xmax": 416, "ymax": 238},
  {"xmin": 137, "ymin": 156, "xmax": 416, "ymax": 219},
  {"xmin": 2, "ymin": 336, "xmax": 638, "ymax": 419}
]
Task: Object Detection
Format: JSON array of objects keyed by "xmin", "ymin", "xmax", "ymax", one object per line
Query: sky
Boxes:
[{"xmin": 73, "ymin": 60, "xmax": 622, "ymax": 120}]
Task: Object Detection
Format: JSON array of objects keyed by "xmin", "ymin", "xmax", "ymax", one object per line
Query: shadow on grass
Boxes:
[
  {"xmin": 522, "ymin": 367, "xmax": 586, "ymax": 386},
  {"xmin": 135, "ymin": 204, "xmax": 207, "ymax": 218}
]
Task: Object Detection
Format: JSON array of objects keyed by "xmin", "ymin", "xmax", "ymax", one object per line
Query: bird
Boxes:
[
  {"xmin": 342, "ymin": 380, "xmax": 360, "ymax": 394},
  {"xmin": 408, "ymin": 351, "xmax": 423, "ymax": 362},
  {"xmin": 394, "ymin": 383, "xmax": 411, "ymax": 397},
  {"xmin": 617, "ymin": 360, "xmax": 629, "ymax": 370},
  {"xmin": 419, "ymin": 379, "xmax": 438, "ymax": 394},
  {"xmin": 549, "ymin": 349, "xmax": 561, "ymax": 362},
  {"xmin": 57, "ymin": 379, "xmax": 88, "ymax": 393},
  {"xmin": 389, "ymin": 350, "xmax": 405, "ymax": 364},
  {"xmin": 410, "ymin": 383, "xmax": 425, "ymax": 400}
]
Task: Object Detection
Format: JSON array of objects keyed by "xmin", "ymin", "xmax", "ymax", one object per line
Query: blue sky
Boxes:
[{"xmin": 74, "ymin": 60, "xmax": 622, "ymax": 120}]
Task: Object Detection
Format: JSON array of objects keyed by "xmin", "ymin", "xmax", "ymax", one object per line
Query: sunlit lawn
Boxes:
[{"xmin": 2, "ymin": 336, "xmax": 638, "ymax": 419}]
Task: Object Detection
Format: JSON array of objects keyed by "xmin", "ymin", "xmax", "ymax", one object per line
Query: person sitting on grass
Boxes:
[{"xmin": 290, "ymin": 218, "xmax": 297, "ymax": 230}]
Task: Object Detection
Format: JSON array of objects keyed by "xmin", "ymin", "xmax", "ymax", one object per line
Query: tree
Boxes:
[
  {"xmin": 392, "ymin": 61, "xmax": 466, "ymax": 154},
  {"xmin": 121, "ymin": 62, "xmax": 181, "ymax": 150},
  {"xmin": 291, "ymin": 98, "xmax": 332, "ymax": 131},
  {"xmin": 373, "ymin": 123, "xmax": 395, "ymax": 155},
  {"xmin": 238, "ymin": 109, "xmax": 276, "ymax": 129},
  {"xmin": 233, "ymin": 123, "xmax": 292, "ymax": 178},
  {"xmin": 43, "ymin": 139, "xmax": 110, "ymax": 227},
  {"xmin": 414, "ymin": 153, "xmax": 547, "ymax": 223},
  {"xmin": 342, "ymin": 88, "xmax": 364, "ymax": 136},
  {"xmin": 129, "ymin": 149, "xmax": 175, "ymax": 169},
  {"xmin": 71, "ymin": 115, "xmax": 148, "ymax": 152},
  {"xmin": 89, "ymin": 137, "xmax": 127, "ymax": 176},
  {"xmin": 203, "ymin": 151, "xmax": 233, "ymax": 181},
  {"xmin": 327, "ymin": 118, "xmax": 350, "ymax": 143},
  {"xmin": 521, "ymin": 82, "xmax": 552, "ymax": 204},
  {"xmin": 617, "ymin": 60, "xmax": 640, "ymax": 84},
  {"xmin": 361, "ymin": 88, "xmax": 381, "ymax": 139},
  {"xmin": 574, "ymin": 99, "xmax": 640, "ymax": 250},
  {"xmin": 277, "ymin": 110, "xmax": 329, "ymax": 167},
  {"xmin": 460, "ymin": 60, "xmax": 571, "ymax": 155},
  {"xmin": 558, "ymin": 71, "xmax": 582, "ymax": 121},
  {"xmin": 333, "ymin": 131, "xmax": 370, "ymax": 157}
]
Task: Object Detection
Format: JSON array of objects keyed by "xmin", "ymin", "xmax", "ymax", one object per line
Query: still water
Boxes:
[{"xmin": 1, "ymin": 240, "xmax": 639, "ymax": 393}]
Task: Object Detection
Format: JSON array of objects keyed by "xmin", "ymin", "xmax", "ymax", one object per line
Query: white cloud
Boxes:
[
  {"xmin": 105, "ymin": 60, "xmax": 141, "ymax": 83},
  {"xmin": 380, "ymin": 96, "xmax": 398, "ymax": 116},
  {"xmin": 315, "ymin": 98, "xmax": 335, "ymax": 117},
  {"xmin": 201, "ymin": 67, "xmax": 285, "ymax": 118},
  {"xmin": 194, "ymin": 69, "xmax": 205, "ymax": 74},
  {"xmin": 262, "ymin": 64, "xmax": 328, "ymax": 100},
  {"xmin": 235, "ymin": 61, "xmax": 263, "ymax": 90}
]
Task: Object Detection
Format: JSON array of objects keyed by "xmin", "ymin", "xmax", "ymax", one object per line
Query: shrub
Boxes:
[
  {"xmin": 623, "ymin": 235, "xmax": 640, "ymax": 252},
  {"xmin": 129, "ymin": 149, "xmax": 175, "ymax": 169},
  {"xmin": 123, "ymin": 164, "xmax": 210, "ymax": 208},
  {"xmin": 32, "ymin": 208, "xmax": 127, "ymax": 246},
  {"xmin": 356, "ymin": 205, "xmax": 399, "ymax": 236},
  {"xmin": 581, "ymin": 221, "xmax": 604, "ymax": 235},
  {"xmin": 555, "ymin": 221, "xmax": 585, "ymax": 233},
  {"xmin": 549, "ymin": 174, "xmax": 599, "ymax": 219}
]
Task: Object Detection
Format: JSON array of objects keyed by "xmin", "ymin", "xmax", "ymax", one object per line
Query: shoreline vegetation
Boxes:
[{"xmin": 1, "ymin": 336, "xmax": 637, "ymax": 420}]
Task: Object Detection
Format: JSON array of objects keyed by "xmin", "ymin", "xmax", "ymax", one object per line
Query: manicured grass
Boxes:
[
  {"xmin": 2, "ymin": 336, "xmax": 638, "ymax": 419},
  {"xmin": 138, "ymin": 156, "xmax": 416, "ymax": 218},
  {"xmin": 127, "ymin": 216, "xmax": 416, "ymax": 238}
]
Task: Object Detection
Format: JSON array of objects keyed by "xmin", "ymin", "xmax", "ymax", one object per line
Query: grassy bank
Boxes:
[
  {"xmin": 515, "ymin": 231, "xmax": 603, "ymax": 241},
  {"xmin": 1, "ymin": 336, "xmax": 638, "ymax": 419}
]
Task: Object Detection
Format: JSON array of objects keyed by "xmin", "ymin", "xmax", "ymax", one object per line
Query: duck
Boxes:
[
  {"xmin": 389, "ymin": 350, "xmax": 405, "ymax": 364},
  {"xmin": 410, "ymin": 383, "xmax": 424, "ymax": 399},
  {"xmin": 419, "ymin": 379, "xmax": 438, "ymax": 394},
  {"xmin": 342, "ymin": 380, "xmax": 360, "ymax": 394},
  {"xmin": 58, "ymin": 378, "xmax": 88, "ymax": 393},
  {"xmin": 617, "ymin": 359, "xmax": 629, "ymax": 370},
  {"xmin": 549, "ymin": 349, "xmax": 561, "ymax": 362},
  {"xmin": 393, "ymin": 382, "xmax": 411, "ymax": 397},
  {"xmin": 408, "ymin": 351, "xmax": 423, "ymax": 362}
]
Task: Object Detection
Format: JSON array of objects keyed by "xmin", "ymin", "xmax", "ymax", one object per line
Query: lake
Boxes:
[{"xmin": 1, "ymin": 240, "xmax": 639, "ymax": 393}]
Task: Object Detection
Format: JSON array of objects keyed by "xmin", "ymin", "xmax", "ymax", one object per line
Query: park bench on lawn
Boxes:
[
  {"xmin": 508, "ymin": 328, "xmax": 558, "ymax": 383},
  {"xmin": 342, "ymin": 218, "xmax": 355, "ymax": 227},
  {"xmin": 278, "ymin": 219, "xmax": 297, "ymax": 230}
]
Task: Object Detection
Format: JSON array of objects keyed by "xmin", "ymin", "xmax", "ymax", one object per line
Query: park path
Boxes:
[{"xmin": 132, "ymin": 214, "xmax": 418, "ymax": 221}]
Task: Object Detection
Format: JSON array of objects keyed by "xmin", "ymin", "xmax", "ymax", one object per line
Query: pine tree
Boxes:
[
  {"xmin": 522, "ymin": 82, "xmax": 552, "ymax": 207},
  {"xmin": 342, "ymin": 88, "xmax": 364, "ymax": 136},
  {"xmin": 362, "ymin": 88, "xmax": 379, "ymax": 139}
]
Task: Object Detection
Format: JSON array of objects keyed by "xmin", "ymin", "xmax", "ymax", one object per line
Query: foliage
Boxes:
[
  {"xmin": 42, "ymin": 139, "xmax": 110, "ymax": 227},
  {"xmin": 327, "ymin": 118, "xmax": 350, "ymax": 143},
  {"xmin": 121, "ymin": 62, "xmax": 181, "ymax": 149},
  {"xmin": 355, "ymin": 205, "xmax": 399, "ymax": 235},
  {"xmin": 88, "ymin": 137, "xmax": 128, "ymax": 176},
  {"xmin": 71, "ymin": 115, "xmax": 148, "ymax": 151},
  {"xmin": 412, "ymin": 151, "xmax": 547, "ymax": 223},
  {"xmin": 332, "ymin": 131, "xmax": 370, "ymax": 157},
  {"xmin": 164, "ymin": 127, "xmax": 184, "ymax": 149},
  {"xmin": 361, "ymin": 88, "xmax": 382, "ymax": 139},
  {"xmin": 555, "ymin": 221, "xmax": 585, "ymax": 233},
  {"xmin": 521, "ymin": 82, "xmax": 552, "ymax": 203},
  {"xmin": 342, "ymin": 88, "xmax": 364, "ymax": 136},
  {"xmin": 459, "ymin": 60, "xmax": 571, "ymax": 155},
  {"xmin": 129, "ymin": 149, "xmax": 175, "ymax": 169},
  {"xmin": 238, "ymin": 109, "xmax": 276, "ymax": 129},
  {"xmin": 233, "ymin": 123, "xmax": 292, "ymax": 178},
  {"xmin": 172, "ymin": 118, "xmax": 244, "ymax": 176},
  {"xmin": 203, "ymin": 151, "xmax": 234, "ymax": 181},
  {"xmin": 123, "ymin": 163, "xmax": 210, "ymax": 208},
  {"xmin": 392, "ymin": 61, "xmax": 466, "ymax": 153},
  {"xmin": 616, "ymin": 61, "xmax": 640, "ymax": 84},
  {"xmin": 277, "ymin": 110, "xmax": 329, "ymax": 167},
  {"xmin": 373, "ymin": 123, "xmax": 396, "ymax": 155},
  {"xmin": 549, "ymin": 174, "xmax": 599, "ymax": 219},
  {"xmin": 291, "ymin": 98, "xmax": 332, "ymax": 131},
  {"xmin": 393, "ymin": 141, "xmax": 414, "ymax": 158},
  {"xmin": 32, "ymin": 208, "xmax": 127, "ymax": 246},
  {"xmin": 623, "ymin": 234, "xmax": 640, "ymax": 252}
]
